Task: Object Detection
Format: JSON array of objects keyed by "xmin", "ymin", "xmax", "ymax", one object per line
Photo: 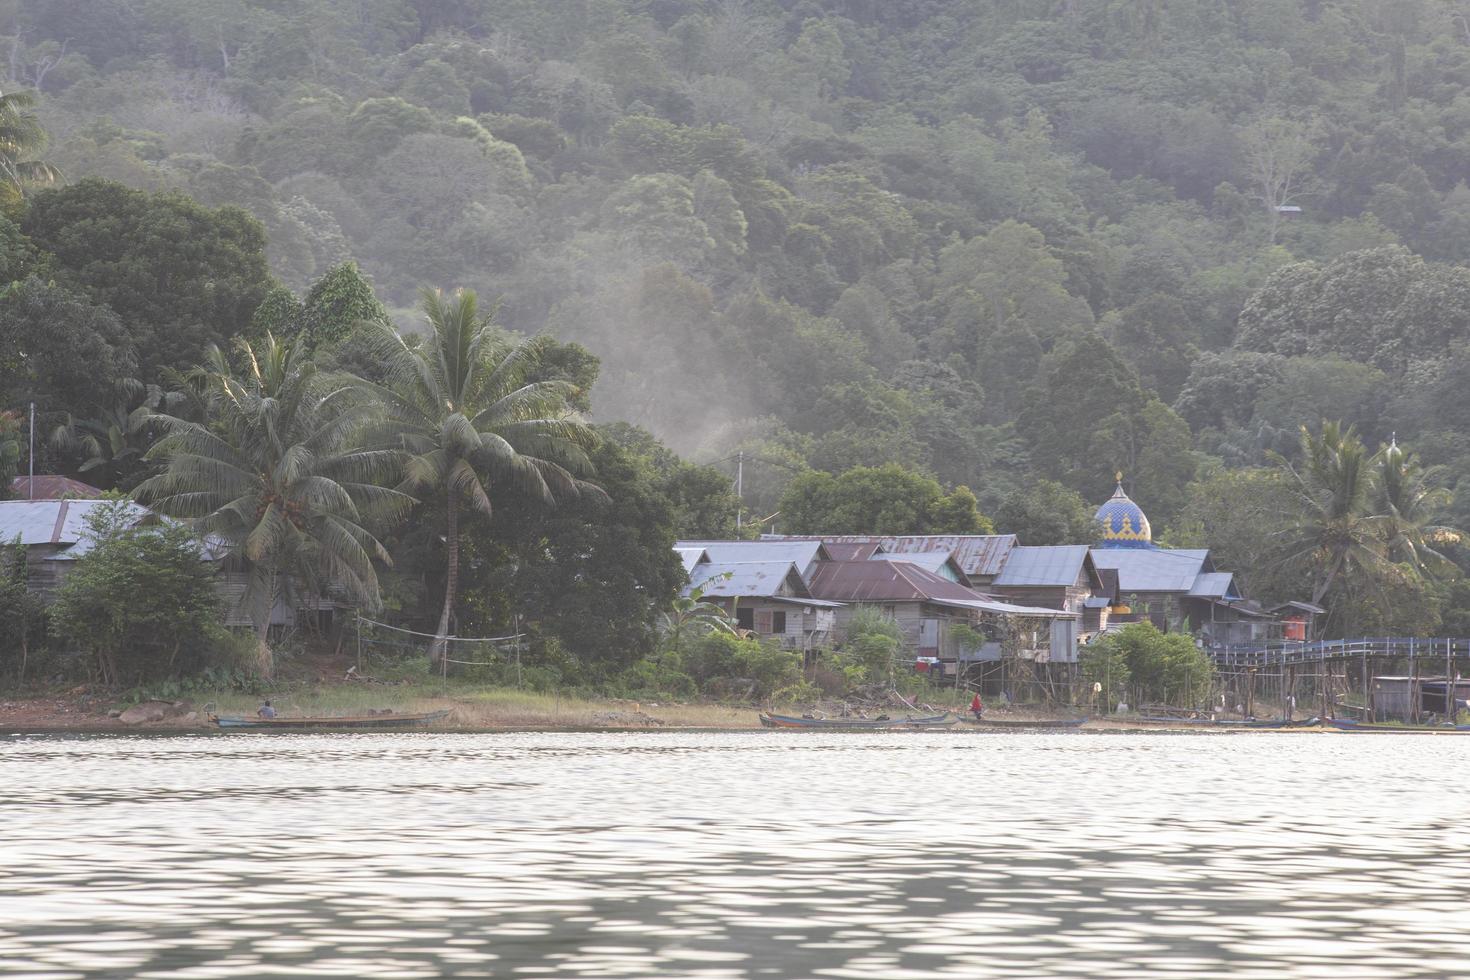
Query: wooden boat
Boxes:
[
  {"xmin": 759, "ymin": 712, "xmax": 955, "ymax": 730},
  {"xmin": 1324, "ymin": 717, "xmax": 1470, "ymax": 734},
  {"xmin": 962, "ymin": 716, "xmax": 1087, "ymax": 729},
  {"xmin": 209, "ymin": 709, "xmax": 450, "ymax": 730},
  {"xmin": 1133, "ymin": 716, "xmax": 1291, "ymax": 729}
]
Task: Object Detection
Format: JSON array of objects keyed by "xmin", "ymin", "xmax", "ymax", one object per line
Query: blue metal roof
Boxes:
[
  {"xmin": 677, "ymin": 540, "xmax": 828, "ymax": 575},
  {"xmin": 1188, "ymin": 572, "xmax": 1237, "ymax": 599},
  {"xmin": 992, "ymin": 546, "xmax": 1092, "ymax": 587},
  {"xmin": 685, "ymin": 560, "xmax": 809, "ymax": 599},
  {"xmin": 1090, "ymin": 548, "xmax": 1210, "ymax": 593}
]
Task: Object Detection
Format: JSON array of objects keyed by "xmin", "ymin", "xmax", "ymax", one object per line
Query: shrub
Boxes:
[
  {"xmin": 1084, "ymin": 622, "xmax": 1215, "ymax": 710},
  {"xmin": 684, "ymin": 632, "xmax": 802, "ymax": 700},
  {"xmin": 834, "ymin": 606, "xmax": 903, "ymax": 685},
  {"xmin": 49, "ymin": 501, "xmax": 221, "ymax": 687}
]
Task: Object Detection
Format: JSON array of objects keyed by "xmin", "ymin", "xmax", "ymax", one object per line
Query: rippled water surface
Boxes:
[{"xmin": 4, "ymin": 730, "xmax": 1470, "ymax": 978}]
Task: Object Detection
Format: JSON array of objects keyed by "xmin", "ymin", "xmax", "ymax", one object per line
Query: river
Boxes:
[{"xmin": 2, "ymin": 730, "xmax": 1468, "ymax": 978}]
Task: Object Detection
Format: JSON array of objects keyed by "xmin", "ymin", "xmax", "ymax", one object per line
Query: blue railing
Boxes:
[{"xmin": 1206, "ymin": 637, "xmax": 1470, "ymax": 668}]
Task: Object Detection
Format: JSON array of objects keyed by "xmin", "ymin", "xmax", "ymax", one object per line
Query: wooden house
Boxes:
[
  {"xmin": 762, "ymin": 534, "xmax": 1018, "ymax": 589},
  {"xmin": 685, "ymin": 558, "xmax": 840, "ymax": 650},
  {"xmin": 990, "ymin": 545, "xmax": 1104, "ymax": 616}
]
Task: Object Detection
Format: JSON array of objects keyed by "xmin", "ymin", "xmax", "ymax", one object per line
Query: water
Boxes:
[{"xmin": 3, "ymin": 730, "xmax": 1469, "ymax": 979}]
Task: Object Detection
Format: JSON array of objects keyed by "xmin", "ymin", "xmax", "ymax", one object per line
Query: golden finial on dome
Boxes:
[{"xmin": 1116, "ymin": 471, "xmax": 1123, "ymax": 484}]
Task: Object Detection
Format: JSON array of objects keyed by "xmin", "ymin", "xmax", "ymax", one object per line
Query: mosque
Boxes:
[{"xmin": 1085, "ymin": 476, "xmax": 1279, "ymax": 645}]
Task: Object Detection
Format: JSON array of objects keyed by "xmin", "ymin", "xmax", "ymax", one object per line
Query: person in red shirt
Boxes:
[{"xmin": 969, "ymin": 693, "xmax": 984, "ymax": 719}]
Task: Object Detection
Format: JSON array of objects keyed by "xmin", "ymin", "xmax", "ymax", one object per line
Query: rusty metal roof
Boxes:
[
  {"xmin": 9, "ymin": 475, "xmax": 104, "ymax": 500},
  {"xmin": 807, "ymin": 559, "xmax": 991, "ymax": 606},
  {"xmin": 763, "ymin": 534, "xmax": 1017, "ymax": 578}
]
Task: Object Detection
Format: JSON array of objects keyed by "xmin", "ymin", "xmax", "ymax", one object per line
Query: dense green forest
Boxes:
[{"xmin": 5, "ymin": 0, "xmax": 1470, "ymax": 680}]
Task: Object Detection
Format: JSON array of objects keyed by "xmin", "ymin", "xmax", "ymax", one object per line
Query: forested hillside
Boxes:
[{"xmin": 7, "ymin": 1, "xmax": 1470, "ymax": 639}]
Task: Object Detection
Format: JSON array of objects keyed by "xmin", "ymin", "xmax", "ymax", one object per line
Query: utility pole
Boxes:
[
  {"xmin": 735, "ymin": 450, "xmax": 744, "ymax": 529},
  {"xmin": 28, "ymin": 401, "xmax": 35, "ymax": 500}
]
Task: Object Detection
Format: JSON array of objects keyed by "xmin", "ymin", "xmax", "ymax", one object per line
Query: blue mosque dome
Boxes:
[{"xmin": 1095, "ymin": 475, "xmax": 1153, "ymax": 549}]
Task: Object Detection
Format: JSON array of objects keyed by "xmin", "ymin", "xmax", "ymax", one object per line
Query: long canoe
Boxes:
[
  {"xmin": 759, "ymin": 712, "xmax": 955, "ymax": 730},
  {"xmin": 210, "ymin": 709, "xmax": 450, "ymax": 730},
  {"xmin": 1324, "ymin": 717, "xmax": 1470, "ymax": 734},
  {"xmin": 962, "ymin": 717, "xmax": 1087, "ymax": 729},
  {"xmin": 1134, "ymin": 716, "xmax": 1292, "ymax": 730}
]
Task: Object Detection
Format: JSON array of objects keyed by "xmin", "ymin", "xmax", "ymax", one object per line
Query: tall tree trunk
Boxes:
[
  {"xmin": 253, "ymin": 570, "xmax": 277, "ymax": 680},
  {"xmin": 432, "ymin": 492, "xmax": 460, "ymax": 666}
]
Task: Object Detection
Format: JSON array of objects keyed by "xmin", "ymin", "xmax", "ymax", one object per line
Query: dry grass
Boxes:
[{"xmin": 205, "ymin": 684, "xmax": 766, "ymax": 730}]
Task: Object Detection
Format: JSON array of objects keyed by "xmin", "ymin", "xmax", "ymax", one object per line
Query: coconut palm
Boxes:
[
  {"xmin": 1271, "ymin": 421, "xmax": 1399, "ymax": 608},
  {"xmin": 0, "ymin": 90, "xmax": 59, "ymax": 205},
  {"xmin": 363, "ymin": 287, "xmax": 600, "ymax": 661},
  {"xmin": 1377, "ymin": 438, "xmax": 1463, "ymax": 577},
  {"xmin": 135, "ymin": 334, "xmax": 411, "ymax": 676}
]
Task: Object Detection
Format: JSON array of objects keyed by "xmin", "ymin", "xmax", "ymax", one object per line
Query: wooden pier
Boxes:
[{"xmin": 1205, "ymin": 638, "xmax": 1470, "ymax": 724}]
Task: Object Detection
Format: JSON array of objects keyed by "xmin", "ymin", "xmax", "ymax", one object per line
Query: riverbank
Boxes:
[
  {"xmin": 0, "ymin": 685, "xmax": 1271, "ymax": 733},
  {"xmin": 0, "ymin": 686, "xmax": 767, "ymax": 732}
]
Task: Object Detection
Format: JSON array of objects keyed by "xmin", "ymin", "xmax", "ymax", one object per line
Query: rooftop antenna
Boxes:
[{"xmin": 28, "ymin": 401, "xmax": 34, "ymax": 500}]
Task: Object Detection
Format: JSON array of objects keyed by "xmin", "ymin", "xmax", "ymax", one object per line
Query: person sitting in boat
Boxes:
[
  {"xmin": 969, "ymin": 693, "xmax": 984, "ymax": 719},
  {"xmin": 257, "ymin": 699, "xmax": 276, "ymax": 719}
]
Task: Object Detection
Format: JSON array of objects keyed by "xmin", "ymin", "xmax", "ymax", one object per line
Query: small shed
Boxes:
[
  {"xmin": 1270, "ymin": 601, "xmax": 1327, "ymax": 642},
  {"xmin": 1371, "ymin": 675, "xmax": 1470, "ymax": 721}
]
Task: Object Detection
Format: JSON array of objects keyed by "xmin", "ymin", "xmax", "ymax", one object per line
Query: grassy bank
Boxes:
[{"xmin": 205, "ymin": 684, "xmax": 763, "ymax": 730}]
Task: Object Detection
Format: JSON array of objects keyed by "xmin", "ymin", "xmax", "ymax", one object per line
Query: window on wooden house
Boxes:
[
  {"xmin": 736, "ymin": 607, "xmax": 754, "ymax": 631},
  {"xmin": 771, "ymin": 610, "xmax": 787, "ymax": 633}
]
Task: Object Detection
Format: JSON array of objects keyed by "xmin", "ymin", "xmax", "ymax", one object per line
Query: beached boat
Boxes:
[
  {"xmin": 208, "ymin": 709, "xmax": 450, "ymax": 730},
  {"xmin": 1324, "ymin": 718, "xmax": 1470, "ymax": 734},
  {"xmin": 962, "ymin": 717, "xmax": 1087, "ymax": 729},
  {"xmin": 759, "ymin": 712, "xmax": 955, "ymax": 730},
  {"xmin": 1133, "ymin": 716, "xmax": 1292, "ymax": 729}
]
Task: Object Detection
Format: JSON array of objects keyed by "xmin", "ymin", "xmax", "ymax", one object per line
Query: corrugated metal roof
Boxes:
[
  {"xmin": 8, "ymin": 476, "xmax": 104, "ymax": 500},
  {"xmin": 762, "ymin": 534, "xmax": 1017, "ymax": 578},
  {"xmin": 823, "ymin": 542, "xmax": 882, "ymax": 560},
  {"xmin": 1188, "ymin": 572, "xmax": 1237, "ymax": 598},
  {"xmin": 992, "ymin": 546, "xmax": 1091, "ymax": 587},
  {"xmin": 675, "ymin": 547, "xmax": 710, "ymax": 575},
  {"xmin": 808, "ymin": 560, "xmax": 991, "ymax": 606},
  {"xmin": 0, "ymin": 499, "xmax": 155, "ymax": 546},
  {"xmin": 686, "ymin": 560, "xmax": 808, "ymax": 599},
  {"xmin": 678, "ymin": 540, "xmax": 829, "ymax": 574},
  {"xmin": 1090, "ymin": 548, "xmax": 1210, "ymax": 593},
  {"xmin": 947, "ymin": 597, "xmax": 1077, "ymax": 618},
  {"xmin": 872, "ymin": 551, "xmax": 970, "ymax": 585}
]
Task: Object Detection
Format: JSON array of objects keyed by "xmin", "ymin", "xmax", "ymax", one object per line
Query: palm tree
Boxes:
[
  {"xmin": 1377, "ymin": 438, "xmax": 1463, "ymax": 577},
  {"xmin": 0, "ymin": 90, "xmax": 59, "ymax": 205},
  {"xmin": 364, "ymin": 287, "xmax": 600, "ymax": 662},
  {"xmin": 1271, "ymin": 421, "xmax": 1395, "ymax": 607},
  {"xmin": 135, "ymin": 334, "xmax": 410, "ymax": 676},
  {"xmin": 50, "ymin": 381, "xmax": 185, "ymax": 491},
  {"xmin": 658, "ymin": 579, "xmax": 736, "ymax": 659}
]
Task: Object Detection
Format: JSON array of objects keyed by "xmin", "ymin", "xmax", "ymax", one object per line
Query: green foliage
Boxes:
[
  {"xmin": 779, "ymin": 463, "xmax": 991, "ymax": 535},
  {"xmin": 832, "ymin": 606, "xmax": 904, "ymax": 687},
  {"xmin": 0, "ymin": 412, "xmax": 20, "ymax": 494},
  {"xmin": 22, "ymin": 179, "xmax": 274, "ymax": 379},
  {"xmin": 136, "ymin": 334, "xmax": 410, "ymax": 676},
  {"xmin": 0, "ymin": 278, "xmax": 137, "ymax": 427},
  {"xmin": 1087, "ymin": 623, "xmax": 1215, "ymax": 711},
  {"xmin": 363, "ymin": 287, "xmax": 602, "ymax": 659},
  {"xmin": 482, "ymin": 436, "xmax": 685, "ymax": 670},
  {"xmin": 682, "ymin": 632, "xmax": 802, "ymax": 700},
  {"xmin": 48, "ymin": 501, "xmax": 221, "ymax": 687},
  {"xmin": 0, "ymin": 535, "xmax": 47, "ymax": 682},
  {"xmin": 995, "ymin": 479, "xmax": 1102, "ymax": 546}
]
